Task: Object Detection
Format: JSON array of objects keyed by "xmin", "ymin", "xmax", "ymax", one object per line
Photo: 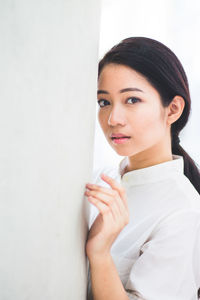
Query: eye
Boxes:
[
  {"xmin": 127, "ymin": 97, "xmax": 140, "ymax": 104},
  {"xmin": 97, "ymin": 99, "xmax": 110, "ymax": 108},
  {"xmin": 97, "ymin": 97, "xmax": 141, "ymax": 108}
]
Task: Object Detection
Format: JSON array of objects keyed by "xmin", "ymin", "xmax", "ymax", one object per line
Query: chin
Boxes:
[{"xmin": 111, "ymin": 146, "xmax": 136, "ymax": 157}]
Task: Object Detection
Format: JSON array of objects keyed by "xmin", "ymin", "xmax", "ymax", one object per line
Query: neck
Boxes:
[{"xmin": 125, "ymin": 139, "xmax": 173, "ymax": 174}]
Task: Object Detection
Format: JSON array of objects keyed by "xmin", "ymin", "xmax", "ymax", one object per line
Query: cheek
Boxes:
[
  {"xmin": 130, "ymin": 107, "xmax": 165, "ymax": 139},
  {"xmin": 98, "ymin": 111, "xmax": 107, "ymax": 131}
]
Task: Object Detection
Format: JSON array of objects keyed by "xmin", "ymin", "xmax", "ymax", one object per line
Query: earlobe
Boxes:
[{"xmin": 167, "ymin": 96, "xmax": 185, "ymax": 125}]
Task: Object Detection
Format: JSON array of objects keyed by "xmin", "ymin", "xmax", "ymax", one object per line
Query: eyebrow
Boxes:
[{"xmin": 97, "ymin": 87, "xmax": 144, "ymax": 95}]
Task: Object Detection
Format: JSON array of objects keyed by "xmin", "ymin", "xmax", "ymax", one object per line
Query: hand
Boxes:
[{"xmin": 84, "ymin": 173, "xmax": 129, "ymax": 261}]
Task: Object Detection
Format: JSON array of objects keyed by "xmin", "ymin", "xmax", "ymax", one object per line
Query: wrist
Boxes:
[{"xmin": 88, "ymin": 252, "xmax": 112, "ymax": 266}]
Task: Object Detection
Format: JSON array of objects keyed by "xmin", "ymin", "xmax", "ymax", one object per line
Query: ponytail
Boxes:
[{"xmin": 172, "ymin": 134, "xmax": 200, "ymax": 194}]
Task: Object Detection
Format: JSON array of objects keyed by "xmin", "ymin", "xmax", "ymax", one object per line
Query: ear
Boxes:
[{"xmin": 166, "ymin": 95, "xmax": 185, "ymax": 125}]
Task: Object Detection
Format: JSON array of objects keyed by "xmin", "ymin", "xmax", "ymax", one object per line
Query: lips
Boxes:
[
  {"xmin": 112, "ymin": 137, "xmax": 130, "ymax": 140},
  {"xmin": 111, "ymin": 133, "xmax": 131, "ymax": 139}
]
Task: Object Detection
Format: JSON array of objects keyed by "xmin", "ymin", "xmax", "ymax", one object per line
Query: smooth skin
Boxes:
[{"xmin": 85, "ymin": 63, "xmax": 185, "ymax": 300}]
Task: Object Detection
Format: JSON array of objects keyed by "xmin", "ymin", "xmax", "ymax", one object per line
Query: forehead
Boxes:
[
  {"xmin": 98, "ymin": 64, "xmax": 150, "ymax": 89},
  {"xmin": 98, "ymin": 63, "xmax": 158, "ymax": 96}
]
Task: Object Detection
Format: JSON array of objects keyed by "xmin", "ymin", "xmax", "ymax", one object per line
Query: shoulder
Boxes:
[
  {"xmin": 149, "ymin": 171, "xmax": 200, "ymax": 214},
  {"xmin": 168, "ymin": 173, "xmax": 200, "ymax": 211}
]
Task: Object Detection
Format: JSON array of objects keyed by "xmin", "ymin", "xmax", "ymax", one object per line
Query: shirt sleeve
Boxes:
[{"xmin": 124, "ymin": 209, "xmax": 200, "ymax": 300}]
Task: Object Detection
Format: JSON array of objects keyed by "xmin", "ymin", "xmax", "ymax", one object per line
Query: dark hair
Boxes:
[{"xmin": 98, "ymin": 36, "xmax": 200, "ymax": 297}]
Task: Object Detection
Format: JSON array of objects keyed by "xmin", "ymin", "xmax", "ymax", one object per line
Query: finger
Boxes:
[
  {"xmin": 86, "ymin": 178, "xmax": 129, "ymax": 221},
  {"xmin": 85, "ymin": 190, "xmax": 121, "ymax": 220},
  {"xmin": 100, "ymin": 173, "xmax": 128, "ymax": 210},
  {"xmin": 86, "ymin": 183, "xmax": 115, "ymax": 197},
  {"xmin": 88, "ymin": 195, "xmax": 129, "ymax": 229},
  {"xmin": 87, "ymin": 196, "xmax": 114, "ymax": 221},
  {"xmin": 86, "ymin": 179, "xmax": 129, "ymax": 222},
  {"xmin": 85, "ymin": 184, "xmax": 124, "ymax": 215}
]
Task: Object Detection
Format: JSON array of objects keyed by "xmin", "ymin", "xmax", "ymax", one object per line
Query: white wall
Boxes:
[
  {"xmin": 94, "ymin": 0, "xmax": 200, "ymax": 171},
  {"xmin": 0, "ymin": 0, "xmax": 101, "ymax": 299}
]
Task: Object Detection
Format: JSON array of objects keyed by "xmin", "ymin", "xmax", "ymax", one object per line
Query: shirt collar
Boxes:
[{"xmin": 118, "ymin": 154, "xmax": 184, "ymax": 187}]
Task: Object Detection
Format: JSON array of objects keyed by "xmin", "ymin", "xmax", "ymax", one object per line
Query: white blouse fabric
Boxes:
[{"xmin": 87, "ymin": 154, "xmax": 200, "ymax": 300}]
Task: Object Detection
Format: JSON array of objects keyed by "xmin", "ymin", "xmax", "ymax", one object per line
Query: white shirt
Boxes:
[{"xmin": 87, "ymin": 154, "xmax": 200, "ymax": 300}]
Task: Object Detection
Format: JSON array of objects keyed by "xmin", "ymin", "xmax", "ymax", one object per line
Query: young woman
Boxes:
[{"xmin": 84, "ymin": 37, "xmax": 200, "ymax": 300}]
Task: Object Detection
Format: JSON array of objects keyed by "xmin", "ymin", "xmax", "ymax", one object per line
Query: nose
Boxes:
[{"xmin": 108, "ymin": 105, "xmax": 126, "ymax": 127}]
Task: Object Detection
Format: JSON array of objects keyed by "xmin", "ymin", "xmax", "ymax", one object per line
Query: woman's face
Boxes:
[{"xmin": 97, "ymin": 63, "xmax": 170, "ymax": 158}]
